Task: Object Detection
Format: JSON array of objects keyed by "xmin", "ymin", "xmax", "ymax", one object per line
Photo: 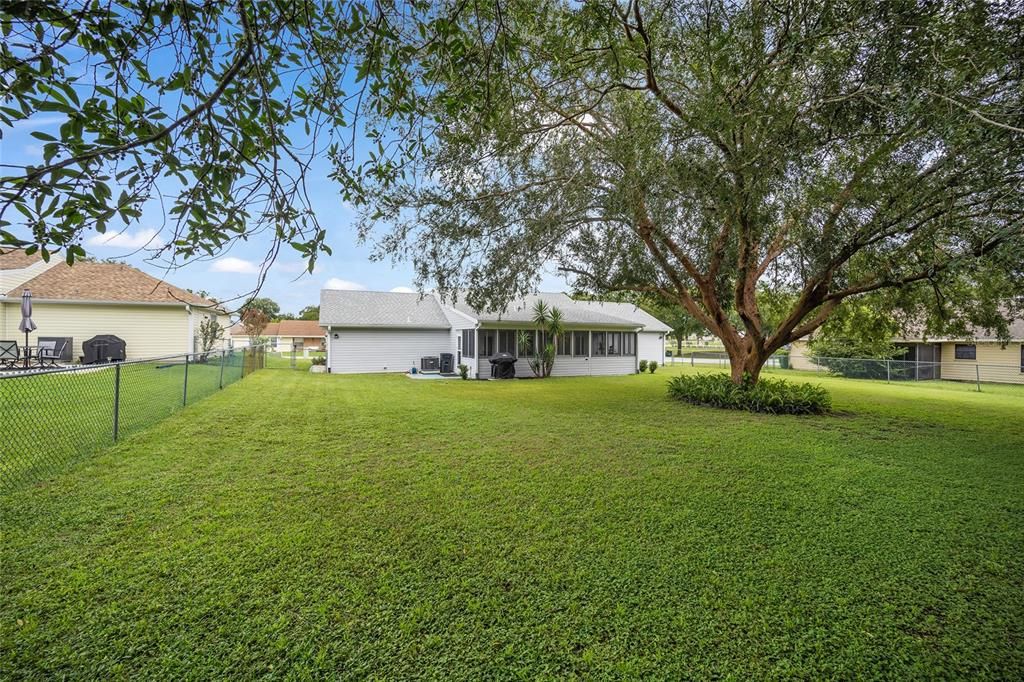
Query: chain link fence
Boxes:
[
  {"xmin": 0, "ymin": 345, "xmax": 266, "ymax": 492},
  {"xmin": 666, "ymin": 351, "xmax": 1024, "ymax": 389}
]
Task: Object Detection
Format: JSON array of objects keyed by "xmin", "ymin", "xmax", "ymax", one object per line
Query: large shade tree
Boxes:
[{"xmin": 363, "ymin": 0, "xmax": 1024, "ymax": 383}]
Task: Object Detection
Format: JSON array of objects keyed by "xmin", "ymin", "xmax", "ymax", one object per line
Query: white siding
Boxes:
[
  {"xmin": 0, "ymin": 301, "xmax": 190, "ymax": 360},
  {"xmin": 327, "ymin": 328, "xmax": 454, "ymax": 374},
  {"xmin": 637, "ymin": 331, "xmax": 665, "ymax": 366}
]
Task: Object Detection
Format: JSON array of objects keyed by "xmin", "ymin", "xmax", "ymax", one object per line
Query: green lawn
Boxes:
[
  {"xmin": 2, "ymin": 368, "xmax": 1022, "ymax": 678},
  {"xmin": 0, "ymin": 354, "xmax": 248, "ymax": 488}
]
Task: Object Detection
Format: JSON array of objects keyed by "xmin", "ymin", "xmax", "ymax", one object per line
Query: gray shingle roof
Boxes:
[
  {"xmin": 449, "ymin": 293, "xmax": 672, "ymax": 332},
  {"xmin": 319, "ymin": 290, "xmax": 452, "ymax": 329}
]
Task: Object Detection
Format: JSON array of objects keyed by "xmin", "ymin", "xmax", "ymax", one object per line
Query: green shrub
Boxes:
[
  {"xmin": 638, "ymin": 359, "xmax": 649, "ymax": 373},
  {"xmin": 458, "ymin": 363, "xmax": 469, "ymax": 380},
  {"xmin": 648, "ymin": 360, "xmax": 658, "ymax": 374},
  {"xmin": 667, "ymin": 374, "xmax": 831, "ymax": 415},
  {"xmin": 311, "ymin": 356, "xmax": 327, "ymax": 366}
]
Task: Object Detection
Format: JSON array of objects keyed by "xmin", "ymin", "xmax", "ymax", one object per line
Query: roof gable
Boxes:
[
  {"xmin": 5, "ymin": 260, "xmax": 218, "ymax": 308},
  {"xmin": 319, "ymin": 290, "xmax": 451, "ymax": 329}
]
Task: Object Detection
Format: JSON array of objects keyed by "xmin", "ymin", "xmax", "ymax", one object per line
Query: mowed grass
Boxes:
[{"xmin": 2, "ymin": 368, "xmax": 1023, "ymax": 678}]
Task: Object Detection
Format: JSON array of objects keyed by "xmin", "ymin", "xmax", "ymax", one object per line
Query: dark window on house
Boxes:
[
  {"xmin": 557, "ymin": 332, "xmax": 572, "ymax": 356},
  {"xmin": 462, "ymin": 329, "xmax": 475, "ymax": 358},
  {"xmin": 623, "ymin": 333, "xmax": 636, "ymax": 356},
  {"xmin": 593, "ymin": 331, "xmax": 607, "ymax": 356},
  {"xmin": 479, "ymin": 330, "xmax": 497, "ymax": 358},
  {"xmin": 954, "ymin": 343, "xmax": 976, "ymax": 360},
  {"xmin": 498, "ymin": 330, "xmax": 517, "ymax": 355},
  {"xmin": 607, "ymin": 332, "xmax": 621, "ymax": 356},
  {"xmin": 573, "ymin": 331, "xmax": 589, "ymax": 357},
  {"xmin": 1020, "ymin": 344, "xmax": 1023, "ymax": 373},
  {"xmin": 518, "ymin": 330, "xmax": 536, "ymax": 357}
]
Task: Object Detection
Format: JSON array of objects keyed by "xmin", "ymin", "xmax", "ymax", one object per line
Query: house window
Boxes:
[
  {"xmin": 954, "ymin": 343, "xmax": 976, "ymax": 360},
  {"xmin": 498, "ymin": 330, "xmax": 517, "ymax": 355},
  {"xmin": 462, "ymin": 329, "xmax": 475, "ymax": 358},
  {"xmin": 557, "ymin": 332, "xmax": 571, "ymax": 356},
  {"xmin": 607, "ymin": 332, "xmax": 621, "ymax": 356},
  {"xmin": 573, "ymin": 331, "xmax": 589, "ymax": 357},
  {"xmin": 517, "ymin": 330, "xmax": 536, "ymax": 357},
  {"xmin": 479, "ymin": 330, "xmax": 497, "ymax": 358},
  {"xmin": 1020, "ymin": 344, "xmax": 1023, "ymax": 373},
  {"xmin": 593, "ymin": 331, "xmax": 606, "ymax": 356},
  {"xmin": 623, "ymin": 333, "xmax": 636, "ymax": 356}
]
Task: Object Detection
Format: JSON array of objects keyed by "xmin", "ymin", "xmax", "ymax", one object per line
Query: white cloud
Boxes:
[
  {"xmin": 389, "ymin": 286, "xmax": 415, "ymax": 293},
  {"xmin": 275, "ymin": 259, "xmax": 322, "ymax": 275},
  {"xmin": 13, "ymin": 115, "xmax": 66, "ymax": 128},
  {"xmin": 324, "ymin": 277, "xmax": 366, "ymax": 291},
  {"xmin": 86, "ymin": 228, "xmax": 163, "ymax": 250},
  {"xmin": 210, "ymin": 257, "xmax": 259, "ymax": 274}
]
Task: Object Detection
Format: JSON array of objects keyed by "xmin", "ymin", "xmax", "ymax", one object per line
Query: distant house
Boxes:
[
  {"xmin": 0, "ymin": 249, "xmax": 228, "ymax": 362},
  {"xmin": 229, "ymin": 319, "xmax": 324, "ymax": 352},
  {"xmin": 790, "ymin": 318, "xmax": 1024, "ymax": 384},
  {"xmin": 318, "ymin": 290, "xmax": 670, "ymax": 377}
]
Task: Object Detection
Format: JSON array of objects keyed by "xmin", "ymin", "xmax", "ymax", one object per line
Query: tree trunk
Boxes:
[{"xmin": 726, "ymin": 347, "xmax": 767, "ymax": 385}]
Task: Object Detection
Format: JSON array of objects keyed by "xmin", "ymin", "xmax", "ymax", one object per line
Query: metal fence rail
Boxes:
[{"xmin": 0, "ymin": 345, "xmax": 266, "ymax": 492}]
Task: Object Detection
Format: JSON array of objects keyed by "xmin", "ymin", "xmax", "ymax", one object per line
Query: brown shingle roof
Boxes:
[
  {"xmin": 277, "ymin": 319, "xmax": 323, "ymax": 337},
  {"xmin": 6, "ymin": 261, "xmax": 218, "ymax": 308},
  {"xmin": 228, "ymin": 319, "xmax": 323, "ymax": 337},
  {"xmin": 0, "ymin": 248, "xmax": 45, "ymax": 270}
]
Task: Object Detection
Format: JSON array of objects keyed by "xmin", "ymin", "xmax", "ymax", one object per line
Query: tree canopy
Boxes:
[
  {"xmin": 242, "ymin": 296, "xmax": 280, "ymax": 320},
  {"xmin": 0, "ymin": 0, "xmax": 425, "ymax": 284},
  {"xmin": 362, "ymin": 0, "xmax": 1024, "ymax": 381}
]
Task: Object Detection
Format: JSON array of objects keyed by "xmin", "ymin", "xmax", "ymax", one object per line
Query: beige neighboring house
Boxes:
[
  {"xmin": 790, "ymin": 318, "xmax": 1024, "ymax": 384},
  {"xmin": 228, "ymin": 319, "xmax": 324, "ymax": 352},
  {"xmin": 0, "ymin": 249, "xmax": 229, "ymax": 362}
]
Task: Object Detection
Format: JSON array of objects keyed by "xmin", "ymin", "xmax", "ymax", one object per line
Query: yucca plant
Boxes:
[{"xmin": 526, "ymin": 301, "xmax": 565, "ymax": 378}]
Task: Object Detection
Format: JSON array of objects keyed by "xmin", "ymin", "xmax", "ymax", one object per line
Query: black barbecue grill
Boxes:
[
  {"xmin": 81, "ymin": 334, "xmax": 127, "ymax": 364},
  {"xmin": 489, "ymin": 352, "xmax": 517, "ymax": 379}
]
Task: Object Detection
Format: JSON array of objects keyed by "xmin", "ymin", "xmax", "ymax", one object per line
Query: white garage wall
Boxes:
[
  {"xmin": 638, "ymin": 331, "xmax": 665, "ymax": 366},
  {"xmin": 327, "ymin": 328, "xmax": 454, "ymax": 374}
]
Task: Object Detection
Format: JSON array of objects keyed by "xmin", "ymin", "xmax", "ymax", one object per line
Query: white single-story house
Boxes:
[
  {"xmin": 318, "ymin": 290, "xmax": 670, "ymax": 377},
  {"xmin": 228, "ymin": 319, "xmax": 325, "ymax": 352},
  {"xmin": 790, "ymin": 318, "xmax": 1024, "ymax": 384},
  {"xmin": 0, "ymin": 249, "xmax": 228, "ymax": 362}
]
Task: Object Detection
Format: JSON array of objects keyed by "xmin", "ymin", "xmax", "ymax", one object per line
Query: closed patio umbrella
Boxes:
[{"xmin": 18, "ymin": 289, "xmax": 36, "ymax": 368}]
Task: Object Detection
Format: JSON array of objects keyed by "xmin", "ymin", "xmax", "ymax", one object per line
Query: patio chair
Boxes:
[
  {"xmin": 36, "ymin": 340, "xmax": 65, "ymax": 367},
  {"xmin": 0, "ymin": 340, "xmax": 18, "ymax": 369}
]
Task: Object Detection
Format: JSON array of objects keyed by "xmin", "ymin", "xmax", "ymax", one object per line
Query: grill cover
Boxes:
[
  {"xmin": 82, "ymin": 334, "xmax": 127, "ymax": 364},
  {"xmin": 488, "ymin": 352, "xmax": 517, "ymax": 379}
]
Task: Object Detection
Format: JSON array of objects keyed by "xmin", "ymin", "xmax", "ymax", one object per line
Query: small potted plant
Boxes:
[{"xmin": 310, "ymin": 356, "xmax": 328, "ymax": 373}]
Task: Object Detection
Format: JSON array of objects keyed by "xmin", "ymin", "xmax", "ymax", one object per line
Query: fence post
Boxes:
[
  {"xmin": 183, "ymin": 353, "xmax": 190, "ymax": 406},
  {"xmin": 113, "ymin": 363, "xmax": 121, "ymax": 442},
  {"xmin": 886, "ymin": 359, "xmax": 890, "ymax": 383},
  {"xmin": 219, "ymin": 349, "xmax": 226, "ymax": 389},
  {"xmin": 976, "ymin": 364, "xmax": 981, "ymax": 392}
]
